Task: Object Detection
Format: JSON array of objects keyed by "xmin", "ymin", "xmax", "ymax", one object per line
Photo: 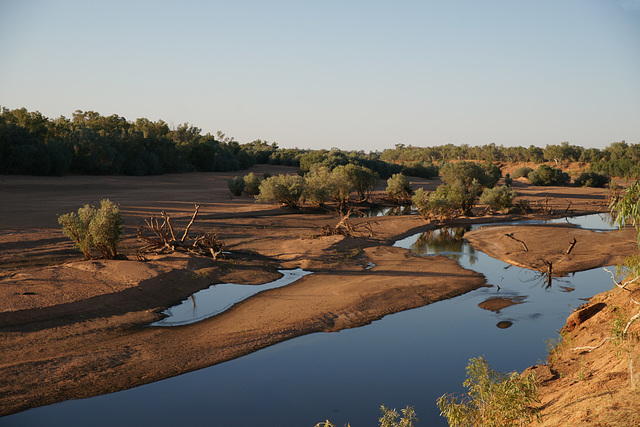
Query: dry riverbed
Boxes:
[{"xmin": 0, "ymin": 165, "xmax": 637, "ymax": 424}]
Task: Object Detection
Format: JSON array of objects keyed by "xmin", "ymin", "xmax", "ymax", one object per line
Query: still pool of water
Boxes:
[
  {"xmin": 3, "ymin": 214, "xmax": 621, "ymax": 427},
  {"xmin": 151, "ymin": 268, "xmax": 312, "ymax": 326}
]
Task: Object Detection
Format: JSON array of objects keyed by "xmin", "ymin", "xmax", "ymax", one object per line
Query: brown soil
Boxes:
[{"xmin": 0, "ymin": 165, "xmax": 637, "ymax": 424}]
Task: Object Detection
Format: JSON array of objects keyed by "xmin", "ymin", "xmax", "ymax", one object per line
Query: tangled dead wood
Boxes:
[
  {"xmin": 319, "ymin": 209, "xmax": 375, "ymax": 237},
  {"xmin": 137, "ymin": 204, "xmax": 225, "ymax": 259}
]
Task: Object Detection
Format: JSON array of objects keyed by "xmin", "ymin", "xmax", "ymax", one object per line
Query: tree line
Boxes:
[{"xmin": 2, "ymin": 107, "xmax": 639, "ymax": 178}]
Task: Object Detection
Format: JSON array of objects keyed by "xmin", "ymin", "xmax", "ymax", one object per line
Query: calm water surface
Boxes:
[{"xmin": 3, "ymin": 214, "xmax": 619, "ymax": 427}]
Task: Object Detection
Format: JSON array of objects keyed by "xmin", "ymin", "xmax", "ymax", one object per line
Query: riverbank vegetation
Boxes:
[{"xmin": 2, "ymin": 107, "xmax": 640, "ymax": 181}]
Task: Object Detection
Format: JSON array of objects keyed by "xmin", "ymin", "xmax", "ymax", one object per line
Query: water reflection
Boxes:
[
  {"xmin": 407, "ymin": 227, "xmax": 478, "ymax": 264},
  {"xmin": 361, "ymin": 205, "xmax": 417, "ymax": 217},
  {"xmin": 150, "ymin": 268, "xmax": 312, "ymax": 327}
]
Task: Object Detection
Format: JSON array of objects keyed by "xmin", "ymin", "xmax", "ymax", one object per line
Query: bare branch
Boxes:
[
  {"xmin": 571, "ymin": 337, "xmax": 610, "ymax": 353},
  {"xmin": 624, "ymin": 310, "xmax": 640, "ymax": 335},
  {"xmin": 182, "ymin": 204, "xmax": 200, "ymax": 242},
  {"xmin": 504, "ymin": 233, "xmax": 528, "ymax": 251},
  {"xmin": 137, "ymin": 204, "xmax": 223, "ymax": 258}
]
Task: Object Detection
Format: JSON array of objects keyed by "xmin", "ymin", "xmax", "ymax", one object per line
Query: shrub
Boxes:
[
  {"xmin": 511, "ymin": 166, "xmax": 533, "ymax": 179},
  {"xmin": 227, "ymin": 176, "xmax": 245, "ymax": 196},
  {"xmin": 88, "ymin": 199, "xmax": 124, "ymax": 259},
  {"xmin": 504, "ymin": 173, "xmax": 513, "ymax": 187},
  {"xmin": 527, "ymin": 164, "xmax": 569, "ymax": 186},
  {"xmin": 58, "ymin": 199, "xmax": 123, "ymax": 259},
  {"xmin": 385, "ymin": 173, "xmax": 413, "ymax": 204},
  {"xmin": 328, "ymin": 166, "xmax": 356, "ymax": 207},
  {"xmin": 437, "ymin": 356, "xmax": 540, "ymax": 427},
  {"xmin": 243, "ymin": 172, "xmax": 262, "ymax": 195},
  {"xmin": 574, "ymin": 171, "xmax": 610, "ymax": 188},
  {"xmin": 480, "ymin": 185, "xmax": 518, "ymax": 212},
  {"xmin": 378, "ymin": 405, "xmax": 418, "ymax": 427},
  {"xmin": 255, "ymin": 174, "xmax": 305, "ymax": 208}
]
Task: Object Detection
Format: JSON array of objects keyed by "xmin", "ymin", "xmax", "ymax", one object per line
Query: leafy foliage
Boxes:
[
  {"xmin": 511, "ymin": 166, "xmax": 533, "ymax": 180},
  {"xmin": 242, "ymin": 172, "xmax": 262, "ymax": 195},
  {"xmin": 58, "ymin": 199, "xmax": 123, "ymax": 259},
  {"xmin": 304, "ymin": 165, "xmax": 333, "ymax": 207},
  {"xmin": 338, "ymin": 163, "xmax": 379, "ymax": 202},
  {"xmin": 440, "ymin": 161, "xmax": 500, "ymax": 191},
  {"xmin": 411, "ymin": 184, "xmax": 475, "ymax": 220},
  {"xmin": 611, "ymin": 179, "xmax": 640, "ymax": 247},
  {"xmin": 255, "ymin": 174, "xmax": 305, "ymax": 208},
  {"xmin": 527, "ymin": 164, "xmax": 569, "ymax": 186},
  {"xmin": 227, "ymin": 176, "xmax": 245, "ymax": 196},
  {"xmin": 480, "ymin": 185, "xmax": 518, "ymax": 212},
  {"xmin": 573, "ymin": 171, "xmax": 610, "ymax": 188},
  {"xmin": 385, "ymin": 173, "xmax": 414, "ymax": 204},
  {"xmin": 437, "ymin": 356, "xmax": 540, "ymax": 427},
  {"xmin": 313, "ymin": 404, "xmax": 417, "ymax": 427},
  {"xmin": 400, "ymin": 161, "xmax": 439, "ymax": 178}
]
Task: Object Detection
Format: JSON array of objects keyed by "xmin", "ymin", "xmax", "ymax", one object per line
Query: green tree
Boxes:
[
  {"xmin": 440, "ymin": 161, "xmax": 500, "ymax": 191},
  {"xmin": 304, "ymin": 165, "xmax": 333, "ymax": 208},
  {"xmin": 385, "ymin": 173, "xmax": 414, "ymax": 204},
  {"xmin": 256, "ymin": 174, "xmax": 305, "ymax": 208},
  {"xmin": 340, "ymin": 163, "xmax": 379, "ymax": 202}
]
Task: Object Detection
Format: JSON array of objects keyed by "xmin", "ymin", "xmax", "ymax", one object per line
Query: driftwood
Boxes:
[
  {"xmin": 504, "ymin": 233, "xmax": 528, "ymax": 251},
  {"xmin": 137, "ymin": 204, "xmax": 225, "ymax": 259},
  {"xmin": 320, "ymin": 209, "xmax": 375, "ymax": 237},
  {"xmin": 566, "ymin": 237, "xmax": 577, "ymax": 254}
]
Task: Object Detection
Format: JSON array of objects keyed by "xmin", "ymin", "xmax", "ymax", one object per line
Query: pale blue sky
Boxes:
[{"xmin": 1, "ymin": 0, "xmax": 639, "ymax": 150}]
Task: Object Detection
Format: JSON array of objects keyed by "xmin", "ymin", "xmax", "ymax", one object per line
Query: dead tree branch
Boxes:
[
  {"xmin": 319, "ymin": 209, "xmax": 376, "ymax": 238},
  {"xmin": 137, "ymin": 204, "xmax": 224, "ymax": 258},
  {"xmin": 566, "ymin": 237, "xmax": 577, "ymax": 254},
  {"xmin": 505, "ymin": 233, "xmax": 528, "ymax": 251},
  {"xmin": 571, "ymin": 337, "xmax": 610, "ymax": 353}
]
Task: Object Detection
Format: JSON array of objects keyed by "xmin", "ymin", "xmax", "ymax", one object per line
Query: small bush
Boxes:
[
  {"xmin": 574, "ymin": 171, "xmax": 610, "ymax": 188},
  {"xmin": 480, "ymin": 185, "xmax": 518, "ymax": 212},
  {"xmin": 437, "ymin": 356, "xmax": 540, "ymax": 427},
  {"xmin": 255, "ymin": 174, "xmax": 305, "ymax": 208},
  {"xmin": 58, "ymin": 199, "xmax": 123, "ymax": 259},
  {"xmin": 243, "ymin": 172, "xmax": 262, "ymax": 195},
  {"xmin": 504, "ymin": 173, "xmax": 513, "ymax": 187},
  {"xmin": 511, "ymin": 166, "xmax": 533, "ymax": 179},
  {"xmin": 385, "ymin": 173, "xmax": 413, "ymax": 204},
  {"xmin": 528, "ymin": 164, "xmax": 569, "ymax": 186},
  {"xmin": 227, "ymin": 176, "xmax": 245, "ymax": 196}
]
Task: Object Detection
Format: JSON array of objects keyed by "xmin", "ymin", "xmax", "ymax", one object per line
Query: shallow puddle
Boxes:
[{"xmin": 150, "ymin": 268, "xmax": 312, "ymax": 327}]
